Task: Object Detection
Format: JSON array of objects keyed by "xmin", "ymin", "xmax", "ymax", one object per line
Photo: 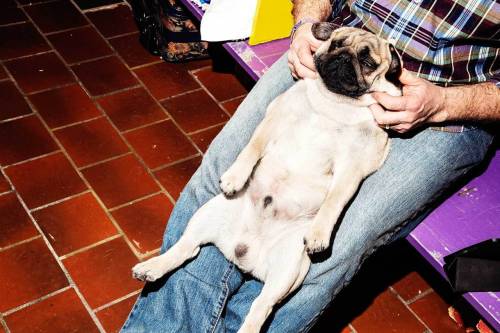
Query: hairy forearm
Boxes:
[
  {"xmin": 292, "ymin": 0, "xmax": 332, "ymax": 23},
  {"xmin": 441, "ymin": 83, "xmax": 500, "ymax": 122}
]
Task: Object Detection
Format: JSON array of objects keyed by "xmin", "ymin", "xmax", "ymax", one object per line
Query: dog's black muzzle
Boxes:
[{"xmin": 315, "ymin": 52, "xmax": 369, "ymax": 98}]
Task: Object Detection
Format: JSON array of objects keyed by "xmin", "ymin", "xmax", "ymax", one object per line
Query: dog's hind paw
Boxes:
[
  {"xmin": 303, "ymin": 228, "xmax": 331, "ymax": 254},
  {"xmin": 132, "ymin": 257, "xmax": 167, "ymax": 282}
]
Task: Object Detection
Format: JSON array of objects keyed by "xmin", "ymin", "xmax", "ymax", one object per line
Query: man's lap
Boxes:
[
  {"xmin": 121, "ymin": 52, "xmax": 494, "ymax": 332},
  {"xmin": 223, "ymin": 126, "xmax": 493, "ymax": 332}
]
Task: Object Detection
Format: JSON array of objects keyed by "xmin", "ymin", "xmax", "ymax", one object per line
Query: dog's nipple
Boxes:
[
  {"xmin": 263, "ymin": 196, "xmax": 273, "ymax": 208},
  {"xmin": 235, "ymin": 243, "xmax": 248, "ymax": 258}
]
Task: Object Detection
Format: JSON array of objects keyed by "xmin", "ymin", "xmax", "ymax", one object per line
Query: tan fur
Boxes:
[{"xmin": 133, "ymin": 28, "xmax": 401, "ymax": 333}]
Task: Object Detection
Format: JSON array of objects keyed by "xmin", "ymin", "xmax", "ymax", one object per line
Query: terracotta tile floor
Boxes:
[{"xmin": 0, "ymin": 1, "xmax": 476, "ymax": 332}]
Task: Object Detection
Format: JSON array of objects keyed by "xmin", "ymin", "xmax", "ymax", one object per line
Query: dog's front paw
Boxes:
[
  {"xmin": 219, "ymin": 168, "xmax": 247, "ymax": 197},
  {"xmin": 303, "ymin": 227, "xmax": 331, "ymax": 254},
  {"xmin": 132, "ymin": 256, "xmax": 167, "ymax": 282}
]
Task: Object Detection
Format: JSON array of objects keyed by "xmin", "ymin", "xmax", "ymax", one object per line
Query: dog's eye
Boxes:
[{"xmin": 362, "ymin": 59, "xmax": 377, "ymax": 69}]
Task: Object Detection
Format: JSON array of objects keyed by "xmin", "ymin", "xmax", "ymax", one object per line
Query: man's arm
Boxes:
[
  {"xmin": 442, "ymin": 83, "xmax": 500, "ymax": 122},
  {"xmin": 292, "ymin": 0, "xmax": 332, "ymax": 23},
  {"xmin": 288, "ymin": 0, "xmax": 332, "ymax": 79},
  {"xmin": 370, "ymin": 70, "xmax": 500, "ymax": 133}
]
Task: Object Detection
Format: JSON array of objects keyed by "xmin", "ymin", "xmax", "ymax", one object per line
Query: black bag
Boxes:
[
  {"xmin": 444, "ymin": 238, "xmax": 500, "ymax": 293},
  {"xmin": 130, "ymin": 0, "xmax": 209, "ymax": 62}
]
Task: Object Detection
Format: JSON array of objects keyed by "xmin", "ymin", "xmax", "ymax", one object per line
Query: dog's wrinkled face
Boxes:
[{"xmin": 312, "ymin": 24, "xmax": 402, "ymax": 98}]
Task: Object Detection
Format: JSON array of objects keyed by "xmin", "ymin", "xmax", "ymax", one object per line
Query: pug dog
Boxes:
[{"xmin": 132, "ymin": 25, "xmax": 402, "ymax": 333}]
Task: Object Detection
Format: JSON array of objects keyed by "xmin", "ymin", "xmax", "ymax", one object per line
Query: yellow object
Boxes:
[{"xmin": 248, "ymin": 0, "xmax": 294, "ymax": 45}]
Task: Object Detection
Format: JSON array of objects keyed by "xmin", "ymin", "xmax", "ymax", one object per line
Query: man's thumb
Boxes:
[{"xmin": 399, "ymin": 69, "xmax": 419, "ymax": 85}]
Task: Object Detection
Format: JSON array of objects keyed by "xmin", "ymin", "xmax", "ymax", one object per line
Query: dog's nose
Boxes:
[{"xmin": 336, "ymin": 51, "xmax": 351, "ymax": 62}]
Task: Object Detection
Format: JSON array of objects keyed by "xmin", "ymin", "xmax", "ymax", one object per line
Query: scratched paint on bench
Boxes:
[{"xmin": 408, "ymin": 150, "xmax": 500, "ymax": 331}]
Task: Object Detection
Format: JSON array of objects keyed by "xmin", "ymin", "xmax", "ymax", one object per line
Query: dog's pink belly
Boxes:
[{"xmin": 248, "ymin": 172, "xmax": 330, "ymax": 220}]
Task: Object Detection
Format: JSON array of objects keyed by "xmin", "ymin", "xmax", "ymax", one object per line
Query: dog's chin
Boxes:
[{"xmin": 320, "ymin": 77, "xmax": 369, "ymax": 98}]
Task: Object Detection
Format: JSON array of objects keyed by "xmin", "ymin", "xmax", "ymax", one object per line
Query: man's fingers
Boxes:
[
  {"xmin": 371, "ymin": 92, "xmax": 407, "ymax": 111},
  {"xmin": 289, "ymin": 50, "xmax": 317, "ymax": 79},
  {"xmin": 287, "ymin": 52, "xmax": 298, "ymax": 79},
  {"xmin": 308, "ymin": 36, "xmax": 322, "ymax": 49},
  {"xmin": 297, "ymin": 46, "xmax": 316, "ymax": 72},
  {"xmin": 369, "ymin": 104, "xmax": 414, "ymax": 126},
  {"xmin": 289, "ymin": 64, "xmax": 298, "ymax": 79}
]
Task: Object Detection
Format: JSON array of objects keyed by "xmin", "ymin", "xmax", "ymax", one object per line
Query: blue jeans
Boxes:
[{"xmin": 121, "ymin": 54, "xmax": 493, "ymax": 333}]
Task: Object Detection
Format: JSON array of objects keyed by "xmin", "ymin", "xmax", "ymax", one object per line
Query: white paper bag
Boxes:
[{"xmin": 200, "ymin": 0, "xmax": 258, "ymax": 42}]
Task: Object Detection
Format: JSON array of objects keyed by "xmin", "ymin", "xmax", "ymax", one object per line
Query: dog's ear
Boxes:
[
  {"xmin": 311, "ymin": 22, "xmax": 337, "ymax": 41},
  {"xmin": 385, "ymin": 44, "xmax": 402, "ymax": 87}
]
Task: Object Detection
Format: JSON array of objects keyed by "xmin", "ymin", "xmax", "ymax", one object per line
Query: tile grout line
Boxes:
[
  {"xmin": 106, "ymin": 30, "xmax": 141, "ymax": 40},
  {"xmin": 129, "ymin": 59, "xmax": 168, "ymax": 71},
  {"xmin": 0, "ymin": 21, "xmax": 29, "ymax": 28},
  {"xmin": 29, "ymin": 190, "xmax": 92, "ymax": 212},
  {"xmin": 0, "ymin": 113, "xmax": 37, "ymax": 125},
  {"xmin": 0, "ymin": 314, "xmax": 10, "ymax": 333},
  {"xmin": 135, "ymin": 247, "xmax": 161, "ymax": 260},
  {"xmin": 187, "ymin": 121, "xmax": 226, "ymax": 136},
  {"xmin": 150, "ymin": 153, "xmax": 201, "ymax": 173},
  {"xmin": 81, "ymin": 2, "xmax": 130, "ymax": 13},
  {"xmin": 24, "ymin": 81, "xmax": 77, "ymax": 96},
  {"xmin": 107, "ymin": 190, "xmax": 164, "ymax": 212},
  {"xmin": 87, "ymin": 84, "xmax": 142, "ymax": 99},
  {"xmin": 389, "ymin": 286, "xmax": 433, "ymax": 332},
  {"xmin": 156, "ymin": 86, "xmax": 204, "ymax": 102},
  {"xmin": 188, "ymin": 65, "xmax": 213, "ymax": 75},
  {"xmin": 59, "ymin": 234, "xmax": 122, "ymax": 260},
  {"xmin": 50, "ymin": 114, "xmax": 105, "ymax": 131},
  {"xmin": 119, "ymin": 117, "xmax": 172, "ymax": 135},
  {"xmin": 77, "ymin": 151, "xmax": 133, "ymax": 171},
  {"xmin": 348, "ymin": 323, "xmax": 358, "ymax": 333},
  {"xmin": 16, "ymin": 0, "xmax": 62, "ymax": 7},
  {"xmin": 43, "ymin": 24, "xmax": 92, "ymax": 36},
  {"xmin": 93, "ymin": 289, "xmax": 141, "ymax": 313},
  {"xmin": 2, "ymin": 149, "xmax": 61, "ymax": 170},
  {"xmin": 66, "ymin": 53, "xmax": 118, "ymax": 67},
  {"xmin": 219, "ymin": 93, "xmax": 247, "ymax": 104},
  {"xmin": 0, "ymin": 235, "xmax": 42, "ymax": 253},
  {"xmin": 1, "ymin": 50, "xmax": 53, "ymax": 63},
  {"xmin": 403, "ymin": 287, "xmax": 434, "ymax": 305},
  {"xmin": 0, "ymin": 168, "xmax": 11, "ymax": 196},
  {"xmin": 2, "ymin": 286, "xmax": 73, "ymax": 317},
  {"xmin": 0, "ymin": 190, "xmax": 13, "ymax": 197}
]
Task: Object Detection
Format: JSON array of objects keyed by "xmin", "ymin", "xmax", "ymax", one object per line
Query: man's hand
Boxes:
[
  {"xmin": 369, "ymin": 70, "xmax": 447, "ymax": 133},
  {"xmin": 288, "ymin": 23, "xmax": 322, "ymax": 79}
]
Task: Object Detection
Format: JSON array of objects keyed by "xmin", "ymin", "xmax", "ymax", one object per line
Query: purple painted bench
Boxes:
[{"xmin": 181, "ymin": 1, "xmax": 500, "ymax": 330}]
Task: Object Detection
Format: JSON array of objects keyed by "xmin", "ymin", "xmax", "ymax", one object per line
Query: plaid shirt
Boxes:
[{"xmin": 330, "ymin": 0, "xmax": 500, "ymax": 87}]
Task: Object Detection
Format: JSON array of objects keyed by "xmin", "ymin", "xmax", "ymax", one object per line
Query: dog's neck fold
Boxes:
[
  {"xmin": 304, "ymin": 78, "xmax": 376, "ymax": 125},
  {"xmin": 312, "ymin": 78, "xmax": 376, "ymax": 106}
]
